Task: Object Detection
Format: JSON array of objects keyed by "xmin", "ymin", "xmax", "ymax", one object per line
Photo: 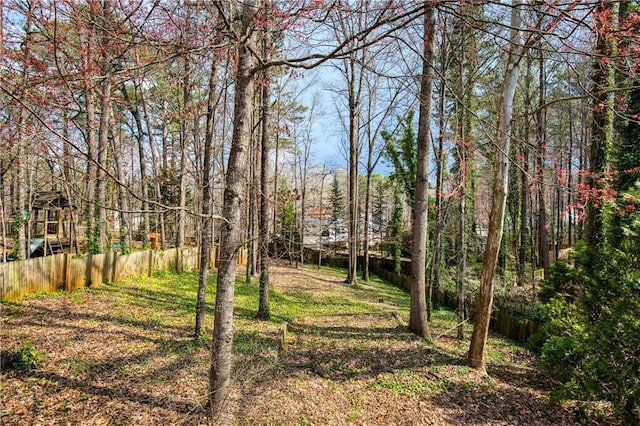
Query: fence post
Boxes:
[
  {"xmin": 64, "ymin": 253, "xmax": 70, "ymax": 291},
  {"xmin": 0, "ymin": 263, "xmax": 4, "ymax": 302},
  {"xmin": 112, "ymin": 251, "xmax": 119, "ymax": 283},
  {"xmin": 148, "ymin": 249, "xmax": 154, "ymax": 277}
]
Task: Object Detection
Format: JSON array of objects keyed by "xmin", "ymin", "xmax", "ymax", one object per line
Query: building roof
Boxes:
[{"xmin": 32, "ymin": 191, "xmax": 76, "ymax": 210}]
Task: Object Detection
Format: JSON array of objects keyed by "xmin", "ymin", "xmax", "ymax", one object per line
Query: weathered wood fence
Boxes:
[{"xmin": 1, "ymin": 246, "xmax": 247, "ymax": 302}]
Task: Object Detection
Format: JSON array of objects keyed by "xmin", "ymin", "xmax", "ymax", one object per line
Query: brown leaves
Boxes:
[{"xmin": 1, "ymin": 266, "xmax": 582, "ymax": 425}]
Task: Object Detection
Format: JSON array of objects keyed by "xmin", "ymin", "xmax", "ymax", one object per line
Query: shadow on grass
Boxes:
[{"xmin": 281, "ymin": 321, "xmax": 466, "ymax": 380}]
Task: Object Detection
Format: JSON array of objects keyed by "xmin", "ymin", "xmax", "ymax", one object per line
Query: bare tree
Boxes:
[
  {"xmin": 468, "ymin": 0, "xmax": 524, "ymax": 371},
  {"xmin": 209, "ymin": 0, "xmax": 256, "ymax": 417},
  {"xmin": 195, "ymin": 39, "xmax": 221, "ymax": 338},
  {"xmin": 257, "ymin": 0, "xmax": 273, "ymax": 320},
  {"xmin": 409, "ymin": 2, "xmax": 436, "ymax": 338}
]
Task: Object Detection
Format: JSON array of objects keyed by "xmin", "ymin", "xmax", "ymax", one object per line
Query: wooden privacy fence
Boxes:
[{"xmin": 0, "ymin": 245, "xmax": 247, "ymax": 302}]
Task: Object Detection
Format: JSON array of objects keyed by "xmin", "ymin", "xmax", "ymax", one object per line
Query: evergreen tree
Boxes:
[
  {"xmin": 382, "ymin": 110, "xmax": 417, "ymax": 209},
  {"xmin": 535, "ymin": 27, "xmax": 640, "ymax": 420},
  {"xmin": 372, "ymin": 177, "xmax": 387, "ymax": 233},
  {"xmin": 389, "ymin": 183, "xmax": 404, "ymax": 274},
  {"xmin": 329, "ymin": 174, "xmax": 345, "ymax": 240}
]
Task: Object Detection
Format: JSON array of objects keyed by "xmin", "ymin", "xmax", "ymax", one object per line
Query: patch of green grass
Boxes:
[
  {"xmin": 69, "ymin": 288, "xmax": 89, "ymax": 304},
  {"xmin": 346, "ymin": 410, "xmax": 360, "ymax": 422},
  {"xmin": 67, "ymin": 356, "xmax": 94, "ymax": 377},
  {"xmin": 456, "ymin": 365, "xmax": 471, "ymax": 376},
  {"xmin": 22, "ymin": 289, "xmax": 66, "ymax": 300},
  {"xmin": 371, "ymin": 370, "xmax": 432, "ymax": 397}
]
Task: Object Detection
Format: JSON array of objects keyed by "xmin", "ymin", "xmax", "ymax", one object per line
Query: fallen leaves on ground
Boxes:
[{"xmin": 1, "ymin": 263, "xmax": 588, "ymax": 425}]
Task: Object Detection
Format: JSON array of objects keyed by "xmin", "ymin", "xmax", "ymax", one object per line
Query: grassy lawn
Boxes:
[{"xmin": 1, "ymin": 263, "xmax": 580, "ymax": 425}]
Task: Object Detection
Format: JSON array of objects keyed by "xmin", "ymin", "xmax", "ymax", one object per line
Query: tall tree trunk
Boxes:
[
  {"xmin": 94, "ymin": 1, "xmax": 114, "ymax": 254},
  {"xmin": 362, "ymin": 166, "xmax": 372, "ymax": 282},
  {"xmin": 177, "ymin": 11, "xmax": 192, "ymax": 249},
  {"xmin": 121, "ymin": 81, "xmax": 151, "ymax": 248},
  {"xmin": 409, "ymin": 3, "xmax": 435, "ymax": 338},
  {"xmin": 15, "ymin": 106, "xmax": 28, "ymax": 260},
  {"xmin": 195, "ymin": 56, "xmax": 219, "ymax": 338},
  {"xmin": 346, "ymin": 58, "xmax": 360, "ymax": 285},
  {"xmin": 456, "ymin": 162, "xmax": 467, "ymax": 340},
  {"xmin": 139, "ymin": 78, "xmax": 166, "ymax": 247},
  {"xmin": 257, "ymin": 5, "xmax": 272, "ymax": 318},
  {"xmin": 518, "ymin": 54, "xmax": 532, "ymax": 286},
  {"xmin": 209, "ymin": 1, "xmax": 256, "ymax": 417},
  {"xmin": 96, "ymin": 72, "xmax": 112, "ymax": 253},
  {"xmin": 62, "ymin": 112, "xmax": 80, "ymax": 254},
  {"xmin": 84, "ymin": 18, "xmax": 98, "ymax": 254},
  {"xmin": 567, "ymin": 101, "xmax": 574, "ymax": 247},
  {"xmin": 272, "ymin": 126, "xmax": 280, "ymax": 259},
  {"xmin": 256, "ymin": 59, "xmax": 271, "ymax": 320},
  {"xmin": 536, "ymin": 51, "xmax": 550, "ymax": 277},
  {"xmin": 468, "ymin": 0, "xmax": 523, "ymax": 371},
  {"xmin": 454, "ymin": 20, "xmax": 469, "ymax": 340},
  {"xmin": 584, "ymin": 0, "xmax": 615, "ymax": 249},
  {"xmin": 431, "ymin": 69, "xmax": 447, "ymax": 310},
  {"xmin": 108, "ymin": 105, "xmax": 129, "ymax": 253},
  {"xmin": 246, "ymin": 127, "xmax": 257, "ymax": 281}
]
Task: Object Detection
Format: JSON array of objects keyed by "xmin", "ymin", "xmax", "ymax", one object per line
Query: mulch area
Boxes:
[{"xmin": 1, "ymin": 264, "xmax": 587, "ymax": 425}]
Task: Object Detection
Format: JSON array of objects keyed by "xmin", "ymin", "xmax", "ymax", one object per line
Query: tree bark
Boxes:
[
  {"xmin": 346, "ymin": 56, "xmax": 361, "ymax": 285},
  {"xmin": 96, "ymin": 72, "xmax": 111, "ymax": 253},
  {"xmin": 431, "ymin": 64, "xmax": 447, "ymax": 310},
  {"xmin": 409, "ymin": 4, "xmax": 435, "ymax": 338},
  {"xmin": 195, "ymin": 53, "xmax": 219, "ymax": 338},
  {"xmin": 584, "ymin": 0, "xmax": 614, "ymax": 249},
  {"xmin": 84, "ymin": 14, "xmax": 98, "ymax": 254},
  {"xmin": 518, "ymin": 54, "xmax": 532, "ymax": 286},
  {"xmin": 209, "ymin": 1, "xmax": 256, "ymax": 418},
  {"xmin": 468, "ymin": 0, "xmax": 523, "ymax": 371},
  {"xmin": 177, "ymin": 9, "xmax": 192, "ymax": 250},
  {"xmin": 257, "ymin": 11, "xmax": 272, "ymax": 319},
  {"xmin": 120, "ymin": 81, "xmax": 151, "ymax": 248},
  {"xmin": 536, "ymin": 51, "xmax": 550, "ymax": 278}
]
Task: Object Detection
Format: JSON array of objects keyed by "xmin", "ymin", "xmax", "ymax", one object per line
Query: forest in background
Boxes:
[{"xmin": 1, "ymin": 1, "xmax": 639, "ymax": 423}]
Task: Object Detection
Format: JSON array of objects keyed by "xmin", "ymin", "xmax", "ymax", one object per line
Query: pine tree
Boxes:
[
  {"xmin": 389, "ymin": 183, "xmax": 404, "ymax": 274},
  {"xmin": 329, "ymin": 174, "xmax": 345, "ymax": 241}
]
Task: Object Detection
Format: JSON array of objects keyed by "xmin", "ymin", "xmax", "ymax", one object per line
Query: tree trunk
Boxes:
[
  {"xmin": 139, "ymin": 79, "xmax": 166, "ymax": 247},
  {"xmin": 409, "ymin": 4, "xmax": 435, "ymax": 338},
  {"xmin": 455, "ymin": 20, "xmax": 469, "ymax": 340},
  {"xmin": 584, "ymin": 0, "xmax": 614, "ymax": 249},
  {"xmin": 15, "ymin": 107, "xmax": 27, "ymax": 260},
  {"xmin": 195, "ymin": 56, "xmax": 218, "ymax": 338},
  {"xmin": 95, "ymin": 72, "xmax": 112, "ymax": 253},
  {"xmin": 121, "ymin": 81, "xmax": 151, "ymax": 248},
  {"xmin": 431, "ymin": 68, "xmax": 447, "ymax": 310},
  {"xmin": 518, "ymin": 54, "xmax": 532, "ymax": 286},
  {"xmin": 536, "ymin": 51, "xmax": 550, "ymax": 278},
  {"xmin": 468, "ymin": 1, "xmax": 523, "ymax": 371},
  {"xmin": 257, "ymin": 16, "xmax": 272, "ymax": 319},
  {"xmin": 209, "ymin": 1, "xmax": 256, "ymax": 418},
  {"xmin": 362, "ymin": 169, "xmax": 372, "ymax": 282},
  {"xmin": 108, "ymin": 105, "xmax": 129, "ymax": 253},
  {"xmin": 177, "ymin": 11, "xmax": 192, "ymax": 250},
  {"xmin": 346, "ymin": 58, "xmax": 359, "ymax": 285},
  {"xmin": 84, "ymin": 20, "xmax": 98, "ymax": 254}
]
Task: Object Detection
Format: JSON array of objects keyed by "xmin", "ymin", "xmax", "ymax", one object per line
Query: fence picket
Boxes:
[{"xmin": 0, "ymin": 245, "xmax": 245, "ymax": 302}]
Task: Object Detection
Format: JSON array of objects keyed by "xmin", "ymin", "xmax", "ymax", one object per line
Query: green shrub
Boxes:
[
  {"xmin": 1, "ymin": 341, "xmax": 42, "ymax": 373},
  {"xmin": 537, "ymin": 261, "xmax": 584, "ymax": 303},
  {"xmin": 534, "ymin": 241, "xmax": 640, "ymax": 424}
]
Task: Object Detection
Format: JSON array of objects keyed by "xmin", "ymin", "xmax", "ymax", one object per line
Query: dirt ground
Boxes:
[{"xmin": 1, "ymin": 264, "xmax": 588, "ymax": 425}]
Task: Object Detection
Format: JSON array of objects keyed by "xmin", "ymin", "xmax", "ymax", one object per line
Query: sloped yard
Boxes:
[{"xmin": 1, "ymin": 263, "xmax": 585, "ymax": 425}]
